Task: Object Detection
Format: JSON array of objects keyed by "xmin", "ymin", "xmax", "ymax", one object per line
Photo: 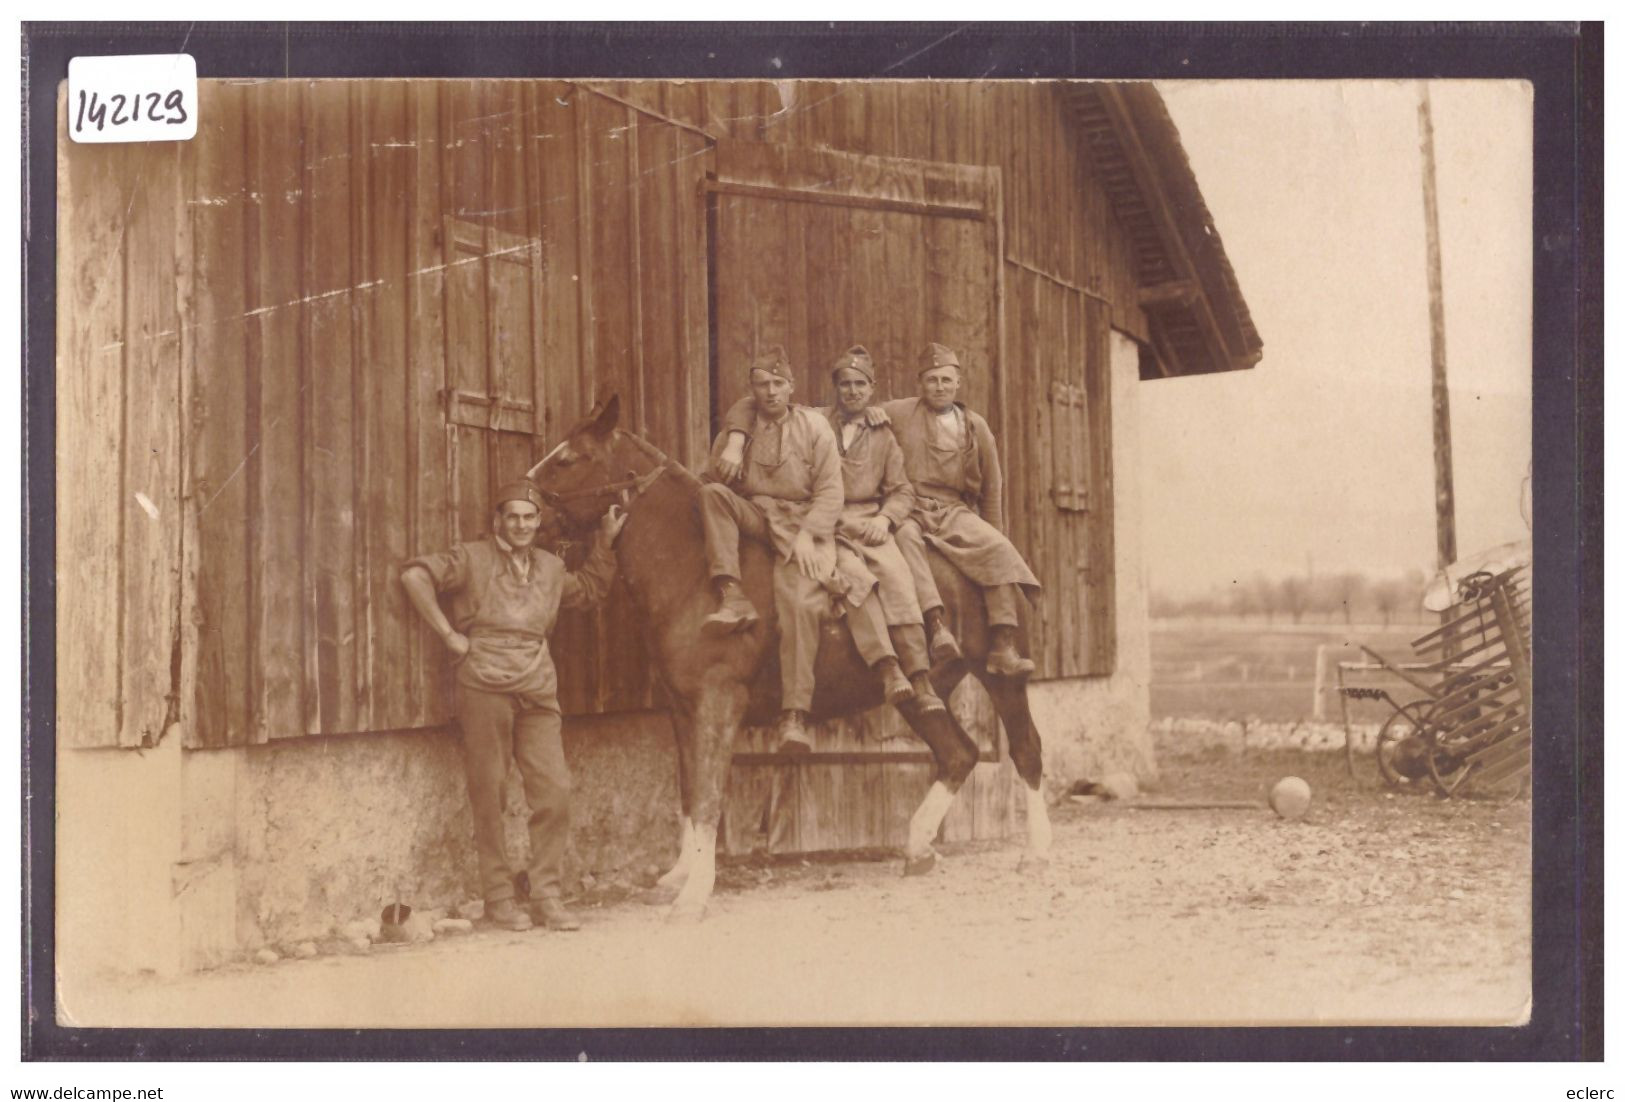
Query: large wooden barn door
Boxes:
[
  {"xmin": 707, "ymin": 141, "xmax": 1018, "ymax": 857},
  {"xmin": 708, "ymin": 142, "xmax": 1005, "ymax": 435}
]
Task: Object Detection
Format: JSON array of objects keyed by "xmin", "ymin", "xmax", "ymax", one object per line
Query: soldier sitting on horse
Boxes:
[
  {"xmin": 699, "ymin": 346, "xmax": 920, "ymax": 754},
  {"xmin": 717, "ymin": 343, "xmax": 956, "ymax": 715},
  {"xmin": 878, "ymin": 342, "xmax": 1040, "ymax": 677},
  {"xmin": 720, "ymin": 341, "xmax": 1038, "ymax": 679}
]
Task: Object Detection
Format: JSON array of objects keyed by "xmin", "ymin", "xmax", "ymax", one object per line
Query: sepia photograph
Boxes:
[{"xmin": 47, "ymin": 62, "xmax": 1543, "ymax": 1035}]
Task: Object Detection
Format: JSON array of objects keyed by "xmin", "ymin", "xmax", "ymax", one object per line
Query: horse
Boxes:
[{"xmin": 530, "ymin": 395, "xmax": 1052, "ymax": 921}]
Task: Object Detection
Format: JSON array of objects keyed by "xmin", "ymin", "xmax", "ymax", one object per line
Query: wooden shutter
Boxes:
[
  {"xmin": 440, "ymin": 218, "xmax": 549, "ymax": 543},
  {"xmin": 442, "ymin": 218, "xmax": 543, "ymax": 435},
  {"xmin": 1049, "ymin": 379, "xmax": 1089, "ymax": 512}
]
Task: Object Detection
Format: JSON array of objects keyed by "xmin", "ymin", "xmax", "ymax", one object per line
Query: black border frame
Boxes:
[{"xmin": 20, "ymin": 21, "xmax": 1602, "ymax": 1061}]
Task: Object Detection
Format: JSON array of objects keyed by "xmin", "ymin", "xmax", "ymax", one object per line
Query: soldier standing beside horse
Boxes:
[{"xmin": 400, "ymin": 479, "xmax": 627, "ymax": 933}]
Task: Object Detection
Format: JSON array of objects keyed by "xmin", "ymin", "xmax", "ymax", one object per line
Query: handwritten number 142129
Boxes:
[{"xmin": 75, "ymin": 88, "xmax": 189, "ymax": 134}]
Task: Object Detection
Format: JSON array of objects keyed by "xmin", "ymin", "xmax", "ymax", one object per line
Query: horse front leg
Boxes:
[
  {"xmin": 897, "ymin": 670, "xmax": 978, "ymax": 876},
  {"xmin": 656, "ymin": 819, "xmax": 696, "ymax": 894},
  {"xmin": 652, "ymin": 701, "xmax": 698, "ymax": 901},
  {"xmin": 980, "ymin": 672, "xmax": 1051, "ymax": 871},
  {"xmin": 667, "ymin": 681, "xmax": 745, "ymax": 923}
]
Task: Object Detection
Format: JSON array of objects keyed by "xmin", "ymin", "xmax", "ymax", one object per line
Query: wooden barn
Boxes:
[{"xmin": 55, "ymin": 78, "xmax": 1260, "ymax": 975}]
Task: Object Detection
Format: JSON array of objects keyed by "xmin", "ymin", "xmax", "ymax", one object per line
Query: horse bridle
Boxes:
[{"xmin": 531, "ymin": 429, "xmax": 674, "ymax": 516}]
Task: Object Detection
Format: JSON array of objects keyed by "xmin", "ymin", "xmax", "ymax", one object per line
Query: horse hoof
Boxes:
[
  {"xmin": 902, "ymin": 851, "xmax": 937, "ymax": 877},
  {"xmin": 1017, "ymin": 853, "xmax": 1052, "ymax": 875},
  {"xmin": 666, "ymin": 902, "xmax": 707, "ymax": 925}
]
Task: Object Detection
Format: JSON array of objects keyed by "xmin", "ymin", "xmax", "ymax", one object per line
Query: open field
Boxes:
[{"xmin": 1151, "ymin": 618, "xmax": 1442, "ymax": 725}]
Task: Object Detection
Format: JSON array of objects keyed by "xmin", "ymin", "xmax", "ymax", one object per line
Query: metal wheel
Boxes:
[
  {"xmin": 1375, "ymin": 700, "xmax": 1436, "ymax": 790},
  {"xmin": 1443, "ymin": 722, "xmax": 1531, "ymax": 803},
  {"xmin": 1426, "ymin": 721, "xmax": 1480, "ymax": 797}
]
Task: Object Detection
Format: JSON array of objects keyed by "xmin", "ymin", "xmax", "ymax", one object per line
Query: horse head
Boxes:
[{"xmin": 528, "ymin": 395, "xmax": 649, "ymax": 530}]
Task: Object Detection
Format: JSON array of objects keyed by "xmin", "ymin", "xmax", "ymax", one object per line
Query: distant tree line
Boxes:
[{"xmin": 1150, "ymin": 570, "xmax": 1432, "ymax": 626}]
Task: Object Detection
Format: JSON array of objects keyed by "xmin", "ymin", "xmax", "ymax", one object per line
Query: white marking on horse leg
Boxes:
[
  {"xmin": 656, "ymin": 816, "xmax": 695, "ymax": 890},
  {"xmin": 1024, "ymin": 783, "xmax": 1053, "ymax": 861},
  {"xmin": 905, "ymin": 781, "xmax": 955, "ymax": 860},
  {"xmin": 668, "ymin": 821, "xmax": 717, "ymax": 922}
]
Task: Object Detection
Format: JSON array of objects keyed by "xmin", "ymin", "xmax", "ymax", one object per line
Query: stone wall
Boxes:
[{"xmin": 56, "ymin": 710, "xmax": 683, "ymax": 993}]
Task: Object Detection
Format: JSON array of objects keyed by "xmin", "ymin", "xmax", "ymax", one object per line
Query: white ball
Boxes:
[{"xmin": 1269, "ymin": 776, "xmax": 1312, "ymax": 820}]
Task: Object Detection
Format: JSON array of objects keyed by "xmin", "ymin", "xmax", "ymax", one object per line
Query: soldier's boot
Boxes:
[
  {"xmin": 775, "ymin": 709, "xmax": 814, "ymax": 754},
  {"xmin": 924, "ymin": 607, "xmax": 963, "ymax": 664},
  {"xmin": 909, "ymin": 672, "xmax": 948, "ymax": 714},
  {"xmin": 874, "ymin": 657, "xmax": 915, "ymax": 707},
  {"xmin": 527, "ymin": 897, "xmax": 581, "ymax": 932},
  {"xmin": 985, "ymin": 625, "xmax": 1036, "ymax": 679},
  {"xmin": 702, "ymin": 577, "xmax": 759, "ymax": 638},
  {"xmin": 485, "ymin": 899, "xmax": 534, "ymax": 932}
]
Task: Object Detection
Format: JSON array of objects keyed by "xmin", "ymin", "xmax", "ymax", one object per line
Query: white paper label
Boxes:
[{"xmin": 68, "ymin": 54, "xmax": 197, "ymax": 144}]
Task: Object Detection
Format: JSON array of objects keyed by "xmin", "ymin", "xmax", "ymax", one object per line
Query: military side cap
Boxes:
[
  {"xmin": 493, "ymin": 478, "xmax": 546, "ymax": 511},
  {"xmin": 830, "ymin": 344, "xmax": 876, "ymax": 383},
  {"xmin": 920, "ymin": 342, "xmax": 962, "ymax": 372},
  {"xmin": 749, "ymin": 345, "xmax": 794, "ymax": 382}
]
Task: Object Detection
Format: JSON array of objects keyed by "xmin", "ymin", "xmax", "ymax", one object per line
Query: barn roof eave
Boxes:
[{"xmin": 1060, "ymin": 81, "xmax": 1265, "ymax": 379}]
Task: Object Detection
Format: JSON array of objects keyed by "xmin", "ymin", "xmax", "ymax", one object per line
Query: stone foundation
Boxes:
[{"xmin": 57, "ymin": 709, "xmax": 681, "ymax": 996}]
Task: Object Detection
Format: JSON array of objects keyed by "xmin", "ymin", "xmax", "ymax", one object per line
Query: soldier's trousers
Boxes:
[
  {"xmin": 894, "ymin": 519, "xmax": 947, "ymax": 615},
  {"xmin": 455, "ymin": 685, "xmax": 571, "ymax": 904},
  {"xmin": 700, "ymin": 485, "xmax": 828, "ymax": 713},
  {"xmin": 835, "ymin": 541, "xmax": 927, "ymax": 676},
  {"xmin": 895, "ymin": 517, "xmax": 1025, "ymax": 628}
]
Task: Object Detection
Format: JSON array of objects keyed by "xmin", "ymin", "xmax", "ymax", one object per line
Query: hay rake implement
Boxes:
[{"xmin": 1337, "ymin": 565, "xmax": 1532, "ymax": 798}]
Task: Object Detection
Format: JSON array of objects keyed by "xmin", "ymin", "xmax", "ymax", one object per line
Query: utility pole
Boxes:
[{"xmin": 1418, "ymin": 83, "xmax": 1458, "ymax": 572}]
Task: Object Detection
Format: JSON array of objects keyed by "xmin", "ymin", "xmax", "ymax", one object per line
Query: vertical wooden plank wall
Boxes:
[
  {"xmin": 57, "ymin": 94, "xmax": 188, "ymax": 749},
  {"xmin": 406, "ymin": 82, "xmax": 451, "ymax": 727},
  {"xmin": 120, "ymin": 140, "xmax": 186, "ymax": 748},
  {"xmin": 1083, "ymin": 294, "xmax": 1117, "ymax": 674},
  {"xmin": 76, "ymin": 79, "xmax": 1147, "ymax": 747},
  {"xmin": 253, "ymin": 82, "xmax": 310, "ymax": 742},
  {"xmin": 188, "ymin": 83, "xmax": 252, "ymax": 748},
  {"xmin": 362, "ymin": 82, "xmax": 414, "ymax": 733},
  {"xmin": 170, "ymin": 80, "xmax": 717, "ymax": 742},
  {"xmin": 304, "ymin": 81, "xmax": 360, "ymax": 737},
  {"xmin": 56, "ymin": 111, "xmax": 126, "ymax": 748}
]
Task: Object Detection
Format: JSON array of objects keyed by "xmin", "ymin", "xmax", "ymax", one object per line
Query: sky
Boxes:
[{"xmin": 1142, "ymin": 81, "xmax": 1533, "ymax": 597}]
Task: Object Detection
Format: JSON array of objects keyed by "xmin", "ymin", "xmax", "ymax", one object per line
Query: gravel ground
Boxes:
[{"xmin": 63, "ymin": 734, "xmax": 1530, "ymax": 1029}]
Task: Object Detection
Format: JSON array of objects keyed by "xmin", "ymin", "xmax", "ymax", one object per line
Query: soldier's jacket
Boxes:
[
  {"xmin": 405, "ymin": 534, "xmax": 617, "ymax": 709},
  {"xmin": 720, "ymin": 393, "xmax": 1036, "ymax": 593},
  {"xmin": 720, "ymin": 396, "xmax": 917, "ymax": 528},
  {"xmin": 817, "ymin": 405, "xmax": 916, "ymax": 532},
  {"xmin": 707, "ymin": 402, "xmax": 844, "ymax": 556},
  {"xmin": 875, "ymin": 397, "xmax": 1006, "ymax": 533}
]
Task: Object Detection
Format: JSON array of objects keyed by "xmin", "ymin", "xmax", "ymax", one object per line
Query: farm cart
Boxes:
[{"xmin": 1336, "ymin": 564, "xmax": 1532, "ymax": 797}]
